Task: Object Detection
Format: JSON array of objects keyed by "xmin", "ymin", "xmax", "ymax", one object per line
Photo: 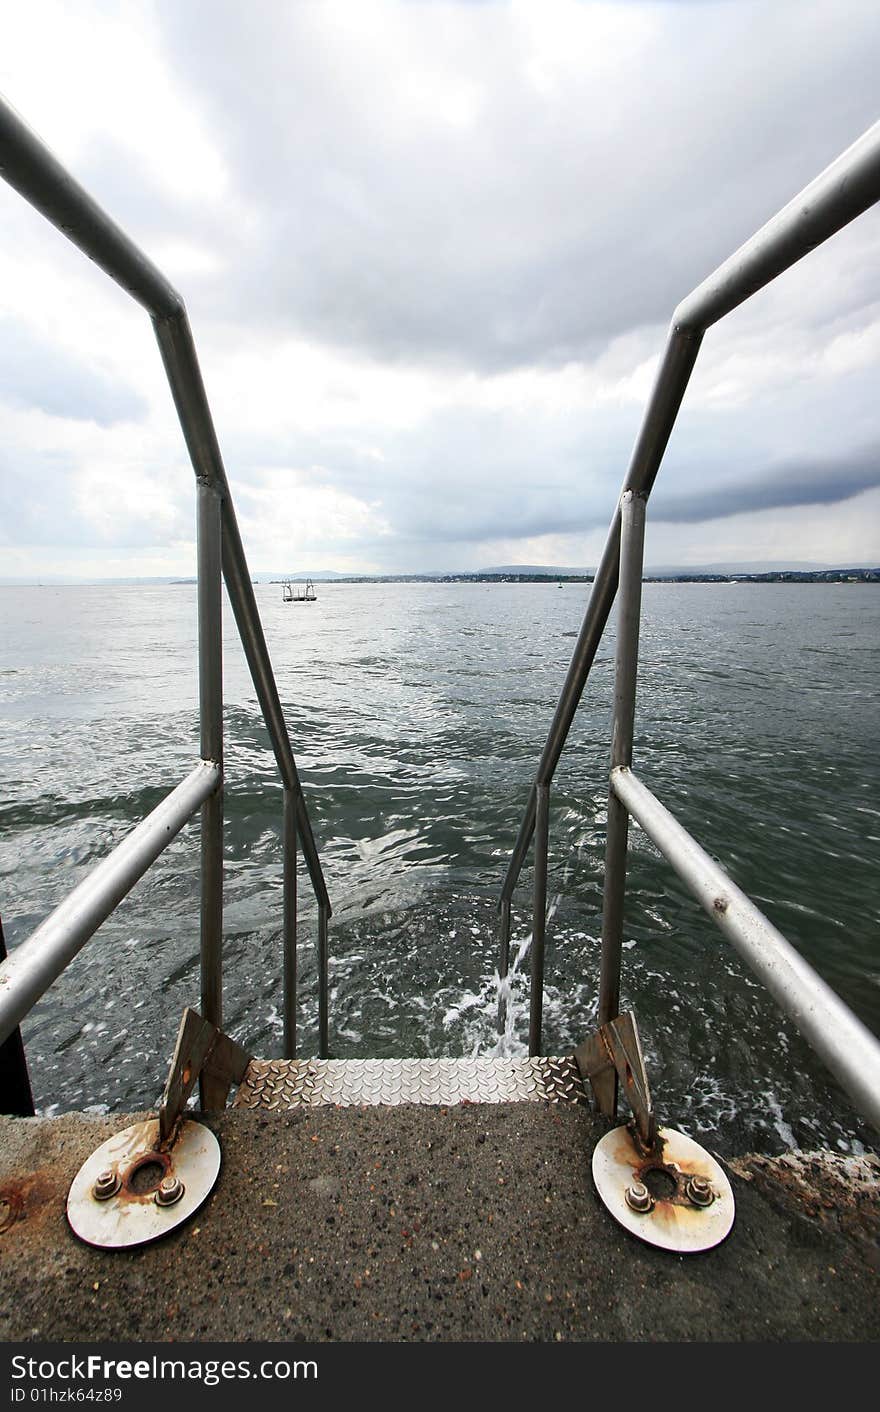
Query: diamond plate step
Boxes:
[{"xmin": 234, "ymin": 1056, "xmax": 587, "ymax": 1109}]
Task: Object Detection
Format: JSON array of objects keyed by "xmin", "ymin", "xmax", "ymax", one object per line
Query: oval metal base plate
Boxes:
[
  {"xmin": 67, "ymin": 1118, "xmax": 220, "ymax": 1249},
  {"xmin": 592, "ymin": 1124, "xmax": 735, "ymax": 1253}
]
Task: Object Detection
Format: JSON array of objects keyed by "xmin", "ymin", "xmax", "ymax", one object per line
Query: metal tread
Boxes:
[{"xmin": 234, "ymin": 1055, "xmax": 586, "ymax": 1109}]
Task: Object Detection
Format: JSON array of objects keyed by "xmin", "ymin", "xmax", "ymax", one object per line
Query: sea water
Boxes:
[{"xmin": 0, "ymin": 580, "xmax": 877, "ymax": 1155}]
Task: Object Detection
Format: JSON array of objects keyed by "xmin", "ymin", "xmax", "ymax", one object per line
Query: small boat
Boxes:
[{"xmin": 282, "ymin": 578, "xmax": 316, "ymax": 603}]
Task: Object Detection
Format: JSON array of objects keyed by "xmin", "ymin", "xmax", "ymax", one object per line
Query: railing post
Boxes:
[
  {"xmin": 282, "ymin": 788, "xmax": 298, "ymax": 1060},
  {"xmin": 529, "ymin": 783, "xmax": 551, "ymax": 1056},
  {"xmin": 0, "ymin": 915, "xmax": 34, "ymax": 1117},
  {"xmin": 597, "ymin": 491, "xmax": 647, "ymax": 1108},
  {"xmin": 496, "ymin": 896, "xmax": 512, "ymax": 1034},
  {"xmin": 318, "ymin": 903, "xmax": 329, "ymax": 1058},
  {"xmin": 198, "ymin": 481, "xmax": 224, "ymax": 1049},
  {"xmin": 498, "ymin": 897, "xmax": 512, "ymax": 983}
]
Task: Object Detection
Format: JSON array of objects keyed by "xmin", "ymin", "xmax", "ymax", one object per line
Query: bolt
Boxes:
[
  {"xmin": 92, "ymin": 1169, "xmax": 121, "ymax": 1201},
  {"xmin": 154, "ymin": 1173, "xmax": 185, "ymax": 1207},
  {"xmin": 624, "ymin": 1180, "xmax": 654, "ymax": 1214},
  {"xmin": 686, "ymin": 1174, "xmax": 715, "ymax": 1208}
]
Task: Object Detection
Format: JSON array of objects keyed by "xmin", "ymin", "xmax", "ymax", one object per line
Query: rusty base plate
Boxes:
[
  {"xmin": 67, "ymin": 1118, "xmax": 220, "ymax": 1250},
  {"xmin": 592, "ymin": 1124, "xmax": 735, "ymax": 1253}
]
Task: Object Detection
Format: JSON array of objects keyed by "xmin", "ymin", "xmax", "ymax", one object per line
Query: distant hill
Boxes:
[
  {"xmin": 645, "ymin": 560, "xmax": 831, "ymax": 576},
  {"xmin": 475, "ymin": 564, "xmax": 592, "ymax": 577},
  {"xmin": 473, "ymin": 559, "xmax": 869, "ymax": 577},
  {"xmin": 253, "ymin": 569, "xmax": 352, "ymax": 582},
  {"xmin": 2, "ymin": 560, "xmax": 878, "ymax": 587},
  {"xmin": 477, "ymin": 559, "xmax": 860, "ymax": 577}
]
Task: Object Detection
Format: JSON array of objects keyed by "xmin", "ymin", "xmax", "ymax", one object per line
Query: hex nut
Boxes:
[
  {"xmin": 624, "ymin": 1180, "xmax": 654, "ymax": 1214},
  {"xmin": 154, "ymin": 1174, "xmax": 185, "ymax": 1207},
  {"xmin": 686, "ymin": 1174, "xmax": 715, "ymax": 1208},
  {"xmin": 92, "ymin": 1169, "xmax": 121, "ymax": 1201}
]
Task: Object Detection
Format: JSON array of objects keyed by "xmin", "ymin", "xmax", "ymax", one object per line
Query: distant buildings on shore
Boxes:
[{"xmin": 272, "ymin": 567, "xmax": 879, "ymax": 585}]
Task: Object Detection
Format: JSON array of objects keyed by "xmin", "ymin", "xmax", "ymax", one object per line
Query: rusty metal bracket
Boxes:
[
  {"xmin": 67, "ymin": 1116, "xmax": 223, "ymax": 1250},
  {"xmin": 592, "ymin": 1123, "xmax": 735, "ymax": 1252},
  {"xmin": 65, "ymin": 1006, "xmax": 248, "ymax": 1251},
  {"xmin": 158, "ymin": 1007, "xmax": 252, "ymax": 1145},
  {"xmin": 574, "ymin": 1010, "xmax": 657, "ymax": 1153}
]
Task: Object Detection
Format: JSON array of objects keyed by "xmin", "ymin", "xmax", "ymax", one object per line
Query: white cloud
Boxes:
[
  {"xmin": 0, "ymin": 0, "xmax": 228, "ymax": 203},
  {"xmin": 0, "ymin": 0, "xmax": 878, "ymax": 578},
  {"xmin": 237, "ymin": 467, "xmax": 392, "ymax": 568}
]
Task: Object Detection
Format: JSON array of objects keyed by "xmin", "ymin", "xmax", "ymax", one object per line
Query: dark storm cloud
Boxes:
[
  {"xmin": 151, "ymin": 1, "xmax": 880, "ymax": 371},
  {"xmin": 390, "ymin": 442, "xmax": 880, "ymax": 548},
  {"xmin": 650, "ymin": 444, "xmax": 880, "ymax": 524},
  {"xmin": 0, "ymin": 319, "xmax": 147, "ymax": 425},
  {"xmin": 298, "ymin": 364, "xmax": 880, "ymax": 550}
]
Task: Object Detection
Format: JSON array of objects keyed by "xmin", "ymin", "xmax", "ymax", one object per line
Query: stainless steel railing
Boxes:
[
  {"xmin": 498, "ymin": 120, "xmax": 880, "ymax": 1130},
  {"xmin": 0, "ymin": 765, "xmax": 220, "ymax": 1043},
  {"xmin": 0, "ymin": 97, "xmax": 331, "ymax": 1073},
  {"xmin": 600, "ymin": 489, "xmax": 880, "ymax": 1131},
  {"xmin": 2, "ymin": 94, "xmax": 879, "ymax": 1133}
]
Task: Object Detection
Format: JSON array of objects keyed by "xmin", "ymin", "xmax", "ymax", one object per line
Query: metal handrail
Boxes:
[
  {"xmin": 594, "ymin": 484, "xmax": 880, "ymax": 1132},
  {"xmin": 611, "ymin": 766, "xmax": 880, "ymax": 1131},
  {"xmin": 0, "ymin": 764, "xmax": 220, "ymax": 1047},
  {"xmin": 0, "ymin": 96, "xmax": 331, "ymax": 1067},
  {"xmin": 498, "ymin": 119, "xmax": 880, "ymax": 1054}
]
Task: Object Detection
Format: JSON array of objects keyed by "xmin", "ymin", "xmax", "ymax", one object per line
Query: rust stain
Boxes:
[
  {"xmin": 730, "ymin": 1151, "xmax": 880, "ymax": 1246},
  {"xmin": 119, "ymin": 1150, "xmax": 172, "ymax": 1201},
  {"xmin": 0, "ymin": 1169, "xmax": 60, "ymax": 1236},
  {"xmin": 604, "ymin": 1125, "xmax": 720, "ymax": 1226},
  {"xmin": 89, "ymin": 1119, "xmax": 189, "ymax": 1211},
  {"xmin": 607, "ymin": 1126, "xmax": 666, "ymax": 1169}
]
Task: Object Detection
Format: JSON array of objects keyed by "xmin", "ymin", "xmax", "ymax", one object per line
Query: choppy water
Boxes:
[{"xmin": 1, "ymin": 580, "xmax": 877, "ymax": 1156}]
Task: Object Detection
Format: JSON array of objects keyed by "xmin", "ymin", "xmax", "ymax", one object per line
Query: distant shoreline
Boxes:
[
  {"xmin": 2, "ymin": 568, "xmax": 878, "ymax": 588},
  {"xmin": 266, "ymin": 569, "xmax": 880, "ymax": 585}
]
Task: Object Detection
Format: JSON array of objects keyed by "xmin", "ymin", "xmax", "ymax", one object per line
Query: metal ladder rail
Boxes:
[
  {"xmin": 0, "ymin": 97, "xmax": 330, "ymax": 1074},
  {"xmin": 0, "ymin": 765, "xmax": 219, "ymax": 1049},
  {"xmin": 599, "ymin": 488, "xmax": 880, "ymax": 1133},
  {"xmin": 497, "ymin": 118, "xmax": 880, "ymax": 1058}
]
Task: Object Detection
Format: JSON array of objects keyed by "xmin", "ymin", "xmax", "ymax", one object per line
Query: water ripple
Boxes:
[{"xmin": 1, "ymin": 580, "xmax": 877, "ymax": 1156}]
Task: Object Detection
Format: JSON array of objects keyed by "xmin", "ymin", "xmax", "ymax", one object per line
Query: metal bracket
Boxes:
[
  {"xmin": 158, "ymin": 1007, "xmax": 252, "ymax": 1145},
  {"xmin": 574, "ymin": 1010, "xmax": 657, "ymax": 1153},
  {"xmin": 591, "ymin": 1123, "xmax": 735, "ymax": 1252}
]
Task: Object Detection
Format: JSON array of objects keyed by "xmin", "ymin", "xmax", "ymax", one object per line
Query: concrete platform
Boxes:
[{"xmin": 0, "ymin": 1106, "xmax": 878, "ymax": 1343}]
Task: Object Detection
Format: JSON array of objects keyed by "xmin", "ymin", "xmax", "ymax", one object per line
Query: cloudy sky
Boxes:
[{"xmin": 1, "ymin": 0, "xmax": 878, "ymax": 579}]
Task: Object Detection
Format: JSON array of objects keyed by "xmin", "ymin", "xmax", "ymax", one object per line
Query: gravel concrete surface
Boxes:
[{"xmin": 1, "ymin": 1106, "xmax": 878, "ymax": 1343}]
